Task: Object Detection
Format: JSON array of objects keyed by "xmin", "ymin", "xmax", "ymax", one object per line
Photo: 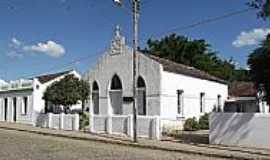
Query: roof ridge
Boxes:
[
  {"xmin": 143, "ymin": 53, "xmax": 227, "ymax": 84},
  {"xmin": 35, "ymin": 70, "xmax": 73, "ymax": 78},
  {"xmin": 36, "ymin": 70, "xmax": 73, "ymax": 84}
]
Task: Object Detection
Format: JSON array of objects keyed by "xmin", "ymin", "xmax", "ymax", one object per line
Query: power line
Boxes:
[
  {"xmin": 0, "ymin": 1, "xmax": 16, "ymax": 10},
  {"xmin": 15, "ymin": 51, "xmax": 104, "ymax": 80},
  {"xmin": 3, "ymin": 4, "xmax": 256, "ymax": 81},
  {"xmin": 142, "ymin": 8, "xmax": 255, "ymax": 42},
  {"xmin": 44, "ymin": 7, "xmax": 254, "ymax": 78}
]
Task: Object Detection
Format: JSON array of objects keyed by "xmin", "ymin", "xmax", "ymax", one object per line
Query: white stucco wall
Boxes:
[
  {"xmin": 85, "ymin": 28, "xmax": 229, "ymax": 133},
  {"xmin": 210, "ymin": 113, "xmax": 270, "ymax": 149},
  {"xmin": 36, "ymin": 113, "xmax": 79, "ymax": 131},
  {"xmin": 0, "ymin": 90, "xmax": 34, "ymax": 124},
  {"xmin": 0, "ymin": 70, "xmax": 81, "ymax": 125},
  {"xmin": 86, "ymin": 51, "xmax": 162, "ymax": 116},
  {"xmin": 161, "ymin": 71, "xmax": 228, "ymax": 120},
  {"xmin": 34, "ymin": 70, "xmax": 82, "ymax": 114}
]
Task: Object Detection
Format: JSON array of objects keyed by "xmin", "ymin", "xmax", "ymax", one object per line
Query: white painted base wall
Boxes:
[
  {"xmin": 161, "ymin": 119, "xmax": 185, "ymax": 133},
  {"xmin": 90, "ymin": 114, "xmax": 160, "ymax": 140},
  {"xmin": 210, "ymin": 113, "xmax": 270, "ymax": 149},
  {"xmin": 35, "ymin": 113, "xmax": 79, "ymax": 131}
]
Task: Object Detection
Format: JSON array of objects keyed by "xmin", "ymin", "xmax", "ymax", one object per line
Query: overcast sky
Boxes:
[{"xmin": 0, "ymin": 0, "xmax": 268, "ymax": 80}]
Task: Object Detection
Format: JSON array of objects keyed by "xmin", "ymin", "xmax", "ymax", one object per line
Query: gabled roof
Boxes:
[
  {"xmin": 36, "ymin": 70, "xmax": 72, "ymax": 84},
  {"xmin": 146, "ymin": 54, "xmax": 227, "ymax": 84},
  {"xmin": 229, "ymin": 81, "xmax": 257, "ymax": 97}
]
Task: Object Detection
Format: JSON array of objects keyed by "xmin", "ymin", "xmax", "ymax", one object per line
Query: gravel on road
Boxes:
[{"xmin": 0, "ymin": 128, "xmax": 228, "ymax": 160}]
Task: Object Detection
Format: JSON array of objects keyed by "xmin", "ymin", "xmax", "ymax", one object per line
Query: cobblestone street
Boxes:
[{"xmin": 0, "ymin": 128, "xmax": 228, "ymax": 160}]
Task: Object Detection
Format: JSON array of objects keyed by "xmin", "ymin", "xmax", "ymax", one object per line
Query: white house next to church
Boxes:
[
  {"xmin": 0, "ymin": 70, "xmax": 81, "ymax": 126},
  {"xmin": 84, "ymin": 26, "xmax": 228, "ymax": 136}
]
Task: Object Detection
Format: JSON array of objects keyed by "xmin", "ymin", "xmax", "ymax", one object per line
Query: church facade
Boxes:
[{"xmin": 84, "ymin": 27, "xmax": 228, "ymax": 132}]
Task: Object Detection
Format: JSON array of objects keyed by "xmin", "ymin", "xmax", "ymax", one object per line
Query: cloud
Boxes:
[
  {"xmin": 8, "ymin": 38, "xmax": 65, "ymax": 58},
  {"xmin": 23, "ymin": 41, "xmax": 65, "ymax": 58},
  {"xmin": 11, "ymin": 37, "xmax": 21, "ymax": 46},
  {"xmin": 6, "ymin": 50, "xmax": 24, "ymax": 58},
  {"xmin": 233, "ymin": 28, "xmax": 270, "ymax": 48}
]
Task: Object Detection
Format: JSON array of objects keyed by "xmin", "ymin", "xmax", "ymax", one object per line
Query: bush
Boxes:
[
  {"xmin": 79, "ymin": 112, "xmax": 89, "ymax": 131},
  {"xmin": 184, "ymin": 117, "xmax": 200, "ymax": 131},
  {"xmin": 199, "ymin": 113, "xmax": 209, "ymax": 130}
]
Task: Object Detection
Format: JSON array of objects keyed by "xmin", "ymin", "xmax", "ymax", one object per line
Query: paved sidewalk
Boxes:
[{"xmin": 0, "ymin": 122, "xmax": 269, "ymax": 160}]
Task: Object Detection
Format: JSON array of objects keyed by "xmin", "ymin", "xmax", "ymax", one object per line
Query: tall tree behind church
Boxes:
[{"xmin": 143, "ymin": 34, "xmax": 249, "ymax": 81}]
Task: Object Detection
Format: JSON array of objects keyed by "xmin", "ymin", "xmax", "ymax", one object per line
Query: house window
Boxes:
[
  {"xmin": 4, "ymin": 98, "xmax": 8, "ymax": 121},
  {"xmin": 22, "ymin": 97, "xmax": 28, "ymax": 115},
  {"xmin": 200, "ymin": 93, "xmax": 205, "ymax": 113},
  {"xmin": 177, "ymin": 90, "xmax": 184, "ymax": 115},
  {"xmin": 217, "ymin": 95, "xmax": 221, "ymax": 111},
  {"xmin": 13, "ymin": 97, "xmax": 17, "ymax": 121}
]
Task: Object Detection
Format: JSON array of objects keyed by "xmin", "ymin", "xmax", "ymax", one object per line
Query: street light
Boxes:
[
  {"xmin": 113, "ymin": 0, "xmax": 122, "ymax": 6},
  {"xmin": 113, "ymin": 0, "xmax": 140, "ymax": 143}
]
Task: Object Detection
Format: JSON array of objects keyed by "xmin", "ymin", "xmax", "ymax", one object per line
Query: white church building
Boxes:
[
  {"xmin": 0, "ymin": 70, "xmax": 80, "ymax": 125},
  {"xmin": 84, "ymin": 27, "xmax": 228, "ymax": 137}
]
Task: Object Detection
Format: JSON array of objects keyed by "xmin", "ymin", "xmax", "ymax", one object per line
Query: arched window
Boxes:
[
  {"xmin": 137, "ymin": 76, "xmax": 146, "ymax": 88},
  {"xmin": 111, "ymin": 75, "xmax": 122, "ymax": 90},
  {"xmin": 110, "ymin": 75, "xmax": 123, "ymax": 115},
  {"xmin": 92, "ymin": 81, "xmax": 99, "ymax": 114},
  {"xmin": 93, "ymin": 81, "xmax": 99, "ymax": 91},
  {"xmin": 137, "ymin": 76, "xmax": 146, "ymax": 115}
]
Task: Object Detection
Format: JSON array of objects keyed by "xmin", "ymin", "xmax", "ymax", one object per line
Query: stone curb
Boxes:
[{"xmin": 0, "ymin": 126, "xmax": 260, "ymax": 160}]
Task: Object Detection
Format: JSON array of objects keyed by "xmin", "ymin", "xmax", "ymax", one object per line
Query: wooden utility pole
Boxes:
[
  {"xmin": 112, "ymin": 0, "xmax": 140, "ymax": 143},
  {"xmin": 132, "ymin": 0, "xmax": 139, "ymax": 143}
]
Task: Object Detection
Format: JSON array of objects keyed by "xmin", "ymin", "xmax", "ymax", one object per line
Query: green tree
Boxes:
[
  {"xmin": 43, "ymin": 74, "xmax": 90, "ymax": 113},
  {"xmin": 248, "ymin": 34, "xmax": 270, "ymax": 104},
  {"xmin": 232, "ymin": 69, "xmax": 251, "ymax": 82},
  {"xmin": 78, "ymin": 79, "xmax": 90, "ymax": 111},
  {"xmin": 248, "ymin": 0, "xmax": 270, "ymax": 20},
  {"xmin": 144, "ymin": 34, "xmax": 248, "ymax": 81}
]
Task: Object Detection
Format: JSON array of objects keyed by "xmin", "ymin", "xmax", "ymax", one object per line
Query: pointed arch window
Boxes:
[
  {"xmin": 92, "ymin": 81, "xmax": 99, "ymax": 114},
  {"xmin": 111, "ymin": 75, "xmax": 122, "ymax": 90},
  {"xmin": 110, "ymin": 75, "xmax": 123, "ymax": 115},
  {"xmin": 137, "ymin": 76, "xmax": 146, "ymax": 115}
]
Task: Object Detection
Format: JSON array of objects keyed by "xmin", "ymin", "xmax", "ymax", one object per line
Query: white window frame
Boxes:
[
  {"xmin": 217, "ymin": 94, "xmax": 222, "ymax": 111},
  {"xmin": 177, "ymin": 90, "xmax": 184, "ymax": 116},
  {"xmin": 21, "ymin": 96, "xmax": 28, "ymax": 115},
  {"xmin": 200, "ymin": 92, "xmax": 205, "ymax": 113}
]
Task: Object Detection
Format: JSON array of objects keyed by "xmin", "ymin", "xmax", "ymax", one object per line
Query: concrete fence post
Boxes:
[
  {"xmin": 48, "ymin": 113, "xmax": 53, "ymax": 128},
  {"xmin": 60, "ymin": 113, "xmax": 64, "ymax": 130},
  {"xmin": 73, "ymin": 114, "xmax": 80, "ymax": 131},
  {"xmin": 154, "ymin": 116, "xmax": 160, "ymax": 140},
  {"xmin": 127, "ymin": 115, "xmax": 134, "ymax": 137},
  {"xmin": 106, "ymin": 115, "xmax": 112, "ymax": 134}
]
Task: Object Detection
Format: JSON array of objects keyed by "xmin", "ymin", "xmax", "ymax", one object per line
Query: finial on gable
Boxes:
[
  {"xmin": 109, "ymin": 25, "xmax": 126, "ymax": 55},
  {"xmin": 115, "ymin": 25, "xmax": 121, "ymax": 37}
]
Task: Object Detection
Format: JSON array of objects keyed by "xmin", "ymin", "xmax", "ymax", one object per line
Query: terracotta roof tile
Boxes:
[
  {"xmin": 36, "ymin": 70, "xmax": 71, "ymax": 84},
  {"xmin": 229, "ymin": 81, "xmax": 257, "ymax": 97}
]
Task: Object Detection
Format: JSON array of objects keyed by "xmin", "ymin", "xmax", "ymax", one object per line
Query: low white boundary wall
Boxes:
[
  {"xmin": 36, "ymin": 113, "xmax": 79, "ymax": 131},
  {"xmin": 210, "ymin": 113, "xmax": 270, "ymax": 149},
  {"xmin": 90, "ymin": 114, "xmax": 160, "ymax": 140}
]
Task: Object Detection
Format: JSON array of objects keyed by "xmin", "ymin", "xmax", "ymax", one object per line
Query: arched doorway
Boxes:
[
  {"xmin": 92, "ymin": 81, "xmax": 99, "ymax": 114},
  {"xmin": 137, "ymin": 76, "xmax": 146, "ymax": 115},
  {"xmin": 110, "ymin": 75, "xmax": 123, "ymax": 115}
]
